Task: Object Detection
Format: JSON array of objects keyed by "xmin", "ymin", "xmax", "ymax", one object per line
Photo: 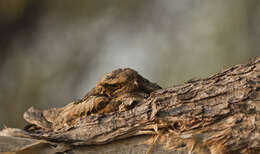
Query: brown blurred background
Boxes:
[{"xmin": 0, "ymin": 0, "xmax": 259, "ymax": 129}]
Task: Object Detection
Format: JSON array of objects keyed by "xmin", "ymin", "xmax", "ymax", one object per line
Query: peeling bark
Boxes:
[{"xmin": 1, "ymin": 57, "xmax": 260, "ymax": 154}]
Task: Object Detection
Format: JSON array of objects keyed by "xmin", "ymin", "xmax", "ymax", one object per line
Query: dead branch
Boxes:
[{"xmin": 1, "ymin": 57, "xmax": 260, "ymax": 154}]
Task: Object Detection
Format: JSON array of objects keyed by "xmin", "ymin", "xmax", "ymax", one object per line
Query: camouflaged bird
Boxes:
[{"xmin": 24, "ymin": 68, "xmax": 161, "ymax": 131}]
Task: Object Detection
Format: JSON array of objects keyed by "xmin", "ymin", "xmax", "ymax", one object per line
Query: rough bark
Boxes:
[{"xmin": 0, "ymin": 57, "xmax": 260, "ymax": 154}]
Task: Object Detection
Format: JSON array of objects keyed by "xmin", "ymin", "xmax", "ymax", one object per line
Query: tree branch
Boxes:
[{"xmin": 1, "ymin": 57, "xmax": 260, "ymax": 154}]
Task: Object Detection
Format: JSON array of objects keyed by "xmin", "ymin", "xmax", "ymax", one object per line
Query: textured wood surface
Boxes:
[{"xmin": 0, "ymin": 57, "xmax": 260, "ymax": 154}]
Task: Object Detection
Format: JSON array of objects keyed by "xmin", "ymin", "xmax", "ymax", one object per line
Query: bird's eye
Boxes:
[{"xmin": 107, "ymin": 84, "xmax": 118, "ymax": 88}]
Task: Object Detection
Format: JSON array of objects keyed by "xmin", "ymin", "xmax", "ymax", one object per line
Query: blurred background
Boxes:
[{"xmin": 0, "ymin": 0, "xmax": 259, "ymax": 129}]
